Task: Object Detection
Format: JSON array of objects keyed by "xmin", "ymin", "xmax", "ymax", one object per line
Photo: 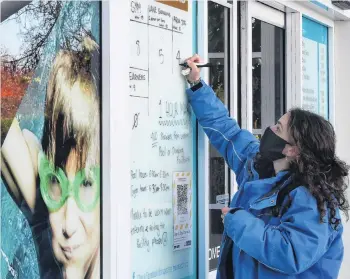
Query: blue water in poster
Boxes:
[{"xmin": 1, "ymin": 1, "xmax": 101, "ymax": 278}]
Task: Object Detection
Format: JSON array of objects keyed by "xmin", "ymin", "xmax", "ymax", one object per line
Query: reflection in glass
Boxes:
[
  {"xmin": 252, "ymin": 18, "xmax": 285, "ymax": 137},
  {"xmin": 209, "ymin": 58, "xmax": 226, "ymax": 206},
  {"xmin": 208, "ymin": 2, "xmax": 225, "ymax": 53},
  {"xmin": 209, "ymin": 58, "xmax": 225, "ymax": 103},
  {"xmin": 252, "ymin": 57, "xmax": 261, "ymax": 129},
  {"xmin": 252, "ymin": 18, "xmax": 261, "ymax": 52},
  {"xmin": 208, "ymin": 1, "xmax": 230, "ymax": 272}
]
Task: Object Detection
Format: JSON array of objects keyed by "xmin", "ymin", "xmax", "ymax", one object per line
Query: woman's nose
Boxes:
[{"xmin": 62, "ymin": 197, "xmax": 79, "ymax": 239}]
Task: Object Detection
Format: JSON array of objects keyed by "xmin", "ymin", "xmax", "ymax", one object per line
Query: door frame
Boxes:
[
  {"xmin": 197, "ymin": 1, "xmax": 237, "ymax": 278},
  {"xmin": 251, "ymin": 1, "xmax": 285, "ymax": 28}
]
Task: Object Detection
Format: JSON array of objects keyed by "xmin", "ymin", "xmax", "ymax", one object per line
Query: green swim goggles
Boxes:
[{"xmin": 38, "ymin": 152, "xmax": 100, "ymax": 212}]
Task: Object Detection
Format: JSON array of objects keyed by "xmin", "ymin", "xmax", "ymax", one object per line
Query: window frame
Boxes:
[
  {"xmin": 240, "ymin": 1, "xmax": 286, "ymax": 133},
  {"xmin": 197, "ymin": 1, "xmax": 237, "ymax": 278},
  {"xmin": 103, "ymin": 1, "xmax": 131, "ymax": 278}
]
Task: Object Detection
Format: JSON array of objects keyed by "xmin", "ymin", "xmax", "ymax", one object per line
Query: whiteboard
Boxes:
[{"xmin": 129, "ymin": 0, "xmax": 195, "ymax": 278}]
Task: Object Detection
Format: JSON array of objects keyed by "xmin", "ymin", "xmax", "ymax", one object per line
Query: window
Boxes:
[
  {"xmin": 207, "ymin": 1, "xmax": 231, "ymax": 272},
  {"xmin": 252, "ymin": 18, "xmax": 285, "ymax": 138}
]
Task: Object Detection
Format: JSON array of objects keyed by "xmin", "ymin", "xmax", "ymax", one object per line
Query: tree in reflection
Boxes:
[
  {"xmin": 2, "ymin": 0, "xmax": 93, "ymax": 72},
  {"xmin": 208, "ymin": 2, "xmax": 225, "ymax": 53},
  {"xmin": 0, "ymin": 0, "xmax": 97, "ymax": 142},
  {"xmin": 208, "ymin": 2, "xmax": 225, "ymax": 102}
]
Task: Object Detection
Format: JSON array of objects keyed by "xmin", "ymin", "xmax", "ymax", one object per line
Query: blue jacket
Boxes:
[{"xmin": 186, "ymin": 81, "xmax": 344, "ymax": 279}]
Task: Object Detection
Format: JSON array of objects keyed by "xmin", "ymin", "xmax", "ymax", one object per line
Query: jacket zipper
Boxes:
[{"xmin": 251, "ymin": 177, "xmax": 291, "ymax": 206}]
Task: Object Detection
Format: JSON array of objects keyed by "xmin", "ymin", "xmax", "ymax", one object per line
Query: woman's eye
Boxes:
[
  {"xmin": 82, "ymin": 179, "xmax": 93, "ymax": 188},
  {"xmin": 50, "ymin": 176, "xmax": 59, "ymax": 184}
]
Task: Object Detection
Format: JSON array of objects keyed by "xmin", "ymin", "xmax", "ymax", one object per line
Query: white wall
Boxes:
[{"xmin": 334, "ymin": 21, "xmax": 350, "ymax": 279}]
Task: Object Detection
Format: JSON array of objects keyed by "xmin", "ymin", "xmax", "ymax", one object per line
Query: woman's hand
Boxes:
[
  {"xmin": 221, "ymin": 207, "xmax": 230, "ymax": 223},
  {"xmin": 222, "ymin": 207, "xmax": 230, "ymax": 215},
  {"xmin": 185, "ymin": 54, "xmax": 202, "ymax": 83},
  {"xmin": 1, "ymin": 118, "xmax": 37, "ymax": 211}
]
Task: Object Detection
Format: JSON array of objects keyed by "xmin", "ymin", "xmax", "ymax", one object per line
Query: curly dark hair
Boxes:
[{"xmin": 288, "ymin": 108, "xmax": 349, "ymax": 229}]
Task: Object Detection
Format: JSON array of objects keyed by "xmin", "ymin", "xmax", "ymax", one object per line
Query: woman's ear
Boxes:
[{"xmin": 283, "ymin": 145, "xmax": 300, "ymax": 158}]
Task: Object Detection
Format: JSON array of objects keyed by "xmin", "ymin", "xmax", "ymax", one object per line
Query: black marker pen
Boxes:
[{"xmin": 179, "ymin": 62, "xmax": 213, "ymax": 68}]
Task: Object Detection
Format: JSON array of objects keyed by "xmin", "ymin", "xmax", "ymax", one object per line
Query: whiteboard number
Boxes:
[
  {"xmin": 159, "ymin": 100, "xmax": 163, "ymax": 118},
  {"xmin": 132, "ymin": 113, "xmax": 140, "ymax": 130},
  {"xmin": 159, "ymin": 49, "xmax": 164, "ymax": 64},
  {"xmin": 176, "ymin": 50, "xmax": 181, "ymax": 63},
  {"xmin": 151, "ymin": 132, "xmax": 158, "ymax": 141},
  {"xmin": 136, "ymin": 40, "xmax": 140, "ymax": 56}
]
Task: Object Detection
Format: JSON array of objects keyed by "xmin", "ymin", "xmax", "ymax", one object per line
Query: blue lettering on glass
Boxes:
[{"xmin": 302, "ymin": 17, "xmax": 329, "ymax": 120}]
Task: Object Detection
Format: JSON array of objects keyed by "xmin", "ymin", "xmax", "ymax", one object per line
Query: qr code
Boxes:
[{"xmin": 177, "ymin": 184, "xmax": 188, "ymax": 215}]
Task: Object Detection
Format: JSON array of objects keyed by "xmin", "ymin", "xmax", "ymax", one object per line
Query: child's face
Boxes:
[{"xmin": 48, "ymin": 150, "xmax": 100, "ymax": 272}]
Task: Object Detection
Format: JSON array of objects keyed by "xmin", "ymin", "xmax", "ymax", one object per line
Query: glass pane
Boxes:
[
  {"xmin": 252, "ymin": 57, "xmax": 261, "ymax": 129},
  {"xmin": 302, "ymin": 17, "xmax": 329, "ymax": 119},
  {"xmin": 274, "ymin": 27, "xmax": 284, "ymax": 122},
  {"xmin": 252, "ymin": 18, "xmax": 285, "ymax": 135},
  {"xmin": 208, "ymin": 2, "xmax": 225, "ymax": 53},
  {"xmin": 208, "ymin": 1, "xmax": 229, "ymax": 272},
  {"xmin": 252, "ymin": 18, "xmax": 261, "ymax": 52},
  {"xmin": 208, "ymin": 58, "xmax": 226, "ymax": 205},
  {"xmin": 209, "ymin": 58, "xmax": 225, "ymax": 103}
]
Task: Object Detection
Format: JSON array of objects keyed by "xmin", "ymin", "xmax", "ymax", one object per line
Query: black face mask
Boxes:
[
  {"xmin": 254, "ymin": 155, "xmax": 275, "ymax": 179},
  {"xmin": 259, "ymin": 127, "xmax": 290, "ymax": 162}
]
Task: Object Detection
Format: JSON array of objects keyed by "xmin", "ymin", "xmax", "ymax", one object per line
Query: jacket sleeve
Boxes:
[
  {"xmin": 186, "ymin": 81, "xmax": 259, "ymax": 179},
  {"xmin": 223, "ymin": 187, "xmax": 334, "ymax": 275}
]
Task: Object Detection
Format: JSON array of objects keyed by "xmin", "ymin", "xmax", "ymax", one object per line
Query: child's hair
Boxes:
[{"xmin": 42, "ymin": 36, "xmax": 100, "ymax": 170}]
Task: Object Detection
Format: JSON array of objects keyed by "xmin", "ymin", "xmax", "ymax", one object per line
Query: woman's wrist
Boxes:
[{"xmin": 187, "ymin": 77, "xmax": 201, "ymax": 88}]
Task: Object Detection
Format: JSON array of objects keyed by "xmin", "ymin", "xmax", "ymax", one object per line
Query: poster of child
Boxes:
[{"xmin": 0, "ymin": 1, "xmax": 101, "ymax": 278}]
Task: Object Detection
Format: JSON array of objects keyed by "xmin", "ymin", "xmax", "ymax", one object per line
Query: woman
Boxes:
[
  {"xmin": 1, "ymin": 36, "xmax": 101, "ymax": 279},
  {"xmin": 184, "ymin": 54, "xmax": 349, "ymax": 279}
]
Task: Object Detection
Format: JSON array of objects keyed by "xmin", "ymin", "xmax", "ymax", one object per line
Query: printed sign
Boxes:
[
  {"xmin": 216, "ymin": 194, "xmax": 229, "ymax": 205},
  {"xmin": 157, "ymin": 0, "xmax": 189, "ymax": 12},
  {"xmin": 173, "ymin": 172, "xmax": 192, "ymax": 251},
  {"xmin": 0, "ymin": 1, "xmax": 101, "ymax": 278}
]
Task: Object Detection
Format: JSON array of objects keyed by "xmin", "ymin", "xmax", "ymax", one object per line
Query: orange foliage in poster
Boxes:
[{"xmin": 1, "ymin": 66, "xmax": 32, "ymax": 118}]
